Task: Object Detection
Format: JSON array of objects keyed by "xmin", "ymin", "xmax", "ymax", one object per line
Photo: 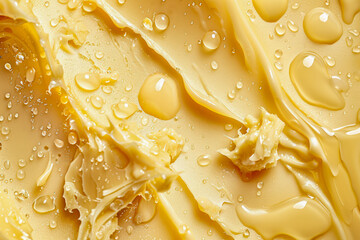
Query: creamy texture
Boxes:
[{"xmin": 0, "ymin": 0, "xmax": 359, "ymax": 240}]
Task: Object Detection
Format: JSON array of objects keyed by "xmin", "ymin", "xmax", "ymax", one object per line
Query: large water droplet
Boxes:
[
  {"xmin": 75, "ymin": 72, "xmax": 101, "ymax": 91},
  {"xmin": 33, "ymin": 195, "xmax": 56, "ymax": 213},
  {"xmin": 138, "ymin": 73, "xmax": 180, "ymax": 120},
  {"xmin": 303, "ymin": 8, "xmax": 343, "ymax": 44}
]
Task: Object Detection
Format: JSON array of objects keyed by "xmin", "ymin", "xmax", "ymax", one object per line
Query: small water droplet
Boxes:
[
  {"xmin": 197, "ymin": 154, "xmax": 211, "ymax": 167},
  {"xmin": 118, "ymin": 0, "xmax": 126, "ymax": 5},
  {"xmin": 4, "ymin": 160, "xmax": 10, "ymax": 170},
  {"xmin": 54, "ymin": 139, "xmax": 64, "ymax": 148},
  {"xmin": 292, "ymin": 2, "xmax": 299, "ymax": 9},
  {"xmin": 324, "ymin": 56, "xmax": 336, "ymax": 67},
  {"xmin": 274, "ymin": 61, "xmax": 283, "ymax": 71},
  {"xmin": 18, "ymin": 159, "xmax": 26, "ymax": 168},
  {"xmin": 49, "ymin": 220, "xmax": 57, "ymax": 229},
  {"xmin": 224, "ymin": 123, "xmax": 233, "ymax": 131},
  {"xmin": 1, "ymin": 127, "xmax": 10, "ymax": 135},
  {"xmin": 112, "ymin": 100, "xmax": 138, "ymax": 119},
  {"xmin": 26, "ymin": 67, "xmax": 36, "ymax": 83},
  {"xmin": 202, "ymin": 30, "xmax": 221, "ymax": 51},
  {"xmin": 287, "ymin": 20, "xmax": 299, "ymax": 32},
  {"xmin": 50, "ymin": 18, "xmax": 59, "ymax": 27},
  {"xmin": 274, "ymin": 49, "xmax": 283, "ymax": 59},
  {"xmin": 68, "ymin": 132, "xmax": 78, "ymax": 145},
  {"xmin": 102, "ymin": 85, "xmax": 112, "ymax": 94},
  {"xmin": 237, "ymin": 195, "xmax": 244, "ymax": 203},
  {"xmin": 126, "ymin": 225, "xmax": 133, "ymax": 235},
  {"xmin": 95, "ymin": 51, "xmax": 104, "ymax": 59},
  {"xmin": 90, "ymin": 95, "xmax": 104, "ymax": 109},
  {"xmin": 346, "ymin": 37, "xmax": 353, "ymax": 47},
  {"xmin": 155, "ymin": 13, "xmax": 169, "ymax": 31},
  {"xmin": 227, "ymin": 90, "xmax": 236, "ymax": 100},
  {"xmin": 4, "ymin": 63, "xmax": 12, "ymax": 71},
  {"xmin": 82, "ymin": 0, "xmax": 97, "ymax": 12},
  {"xmin": 352, "ymin": 45, "xmax": 360, "ymax": 54},
  {"xmin": 16, "ymin": 169, "xmax": 25, "ymax": 180},
  {"xmin": 210, "ymin": 60, "xmax": 218, "ymax": 70},
  {"xmin": 275, "ymin": 23, "xmax": 286, "ymax": 36}
]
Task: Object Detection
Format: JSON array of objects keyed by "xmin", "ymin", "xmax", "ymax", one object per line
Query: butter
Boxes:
[
  {"xmin": 0, "ymin": 0, "xmax": 360, "ymax": 239},
  {"xmin": 219, "ymin": 109, "xmax": 285, "ymax": 172}
]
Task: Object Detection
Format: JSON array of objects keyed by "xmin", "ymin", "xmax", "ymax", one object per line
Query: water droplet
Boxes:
[
  {"xmin": 126, "ymin": 225, "xmax": 133, "ymax": 235},
  {"xmin": 246, "ymin": 9, "xmax": 256, "ymax": 22},
  {"xmin": 290, "ymin": 52, "xmax": 344, "ymax": 110},
  {"xmin": 154, "ymin": 13, "xmax": 169, "ymax": 31},
  {"xmin": 352, "ymin": 45, "xmax": 360, "ymax": 54},
  {"xmin": 50, "ymin": 18, "xmax": 59, "ymax": 27},
  {"xmin": 143, "ymin": 17, "xmax": 153, "ymax": 31},
  {"xmin": 303, "ymin": 8, "xmax": 343, "ymax": 44},
  {"xmin": 253, "ymin": 0, "xmax": 288, "ymax": 22},
  {"xmin": 237, "ymin": 195, "xmax": 244, "ymax": 203},
  {"xmin": 274, "ymin": 49, "xmax": 283, "ymax": 59},
  {"xmin": 2, "ymin": 127, "xmax": 10, "ymax": 135},
  {"xmin": 4, "ymin": 63, "xmax": 12, "ymax": 71},
  {"xmin": 346, "ymin": 36, "xmax": 353, "ymax": 47},
  {"xmin": 118, "ymin": 0, "xmax": 126, "ymax": 5},
  {"xmin": 135, "ymin": 197, "xmax": 156, "ymax": 224},
  {"xmin": 292, "ymin": 2, "xmax": 299, "ymax": 10},
  {"xmin": 227, "ymin": 90, "xmax": 236, "ymax": 100},
  {"xmin": 49, "ymin": 220, "xmax": 57, "ymax": 229},
  {"xmin": 82, "ymin": 0, "xmax": 97, "ymax": 12},
  {"xmin": 287, "ymin": 20, "xmax": 298, "ymax": 32},
  {"xmin": 125, "ymin": 83, "xmax": 133, "ymax": 92},
  {"xmin": 202, "ymin": 30, "xmax": 221, "ymax": 51},
  {"xmin": 4, "ymin": 160, "xmax": 10, "ymax": 170},
  {"xmin": 90, "ymin": 95, "xmax": 104, "ymax": 109},
  {"xmin": 138, "ymin": 73, "xmax": 180, "ymax": 120},
  {"xmin": 95, "ymin": 51, "xmax": 104, "ymax": 59},
  {"xmin": 54, "ymin": 139, "xmax": 64, "ymax": 148},
  {"xmin": 275, "ymin": 23, "xmax": 286, "ymax": 36},
  {"xmin": 16, "ymin": 169, "xmax": 25, "ymax": 180},
  {"xmin": 210, "ymin": 60, "xmax": 218, "ymax": 70},
  {"xmin": 112, "ymin": 100, "xmax": 138, "ymax": 119},
  {"xmin": 68, "ymin": 132, "xmax": 78, "ymax": 145},
  {"xmin": 67, "ymin": 0, "xmax": 81, "ymax": 9},
  {"xmin": 187, "ymin": 44, "xmax": 193, "ymax": 52},
  {"xmin": 33, "ymin": 195, "xmax": 56, "ymax": 213},
  {"xmin": 224, "ymin": 123, "xmax": 234, "ymax": 131},
  {"xmin": 75, "ymin": 72, "xmax": 101, "ymax": 91},
  {"xmin": 102, "ymin": 85, "xmax": 112, "ymax": 94},
  {"xmin": 18, "ymin": 159, "xmax": 26, "ymax": 168},
  {"xmin": 324, "ymin": 56, "xmax": 336, "ymax": 67},
  {"xmin": 274, "ymin": 61, "xmax": 283, "ymax": 71},
  {"xmin": 197, "ymin": 154, "xmax": 211, "ymax": 167},
  {"xmin": 257, "ymin": 181, "xmax": 264, "ymax": 189},
  {"xmin": 4, "ymin": 92, "xmax": 10, "ymax": 99},
  {"xmin": 26, "ymin": 68, "xmax": 36, "ymax": 83}
]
